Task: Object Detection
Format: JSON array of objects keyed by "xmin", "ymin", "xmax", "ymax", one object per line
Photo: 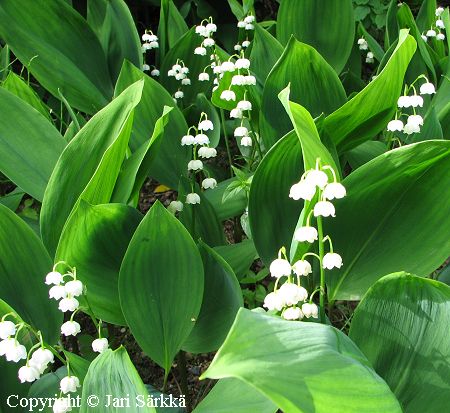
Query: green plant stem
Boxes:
[
  {"xmin": 317, "ymin": 216, "xmax": 326, "ymax": 323},
  {"xmin": 177, "ymin": 351, "xmax": 190, "ymax": 409},
  {"xmin": 220, "ymin": 107, "xmax": 233, "ymax": 177}
]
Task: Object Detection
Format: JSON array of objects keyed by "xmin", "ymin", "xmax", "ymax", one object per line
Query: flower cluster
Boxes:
[
  {"xmin": 194, "ymin": 18, "xmax": 217, "ymax": 56},
  {"xmin": 421, "ymin": 7, "xmax": 446, "ymax": 41},
  {"xmin": 167, "ymin": 60, "xmax": 191, "ymax": 101},
  {"xmin": 141, "ymin": 30, "xmax": 160, "ymax": 77},
  {"xmin": 237, "ymin": 14, "xmax": 255, "ymax": 31},
  {"xmin": 387, "ymin": 76, "xmax": 436, "ymax": 136},
  {"xmin": 357, "ymin": 37, "xmax": 374, "ymax": 64}
]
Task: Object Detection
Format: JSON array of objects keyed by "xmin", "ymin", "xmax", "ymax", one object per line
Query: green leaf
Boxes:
[
  {"xmin": 115, "ymin": 61, "xmax": 189, "ymax": 188},
  {"xmin": 416, "ymin": 0, "xmax": 437, "ymax": 32},
  {"xmin": 277, "ymin": 0, "xmax": 355, "ymax": 73},
  {"xmin": 323, "ymin": 29, "xmax": 416, "ymax": 153},
  {"xmin": 349, "ymin": 272, "xmax": 450, "ymax": 413},
  {"xmin": 0, "ymin": 205, "xmax": 62, "ymax": 343},
  {"xmin": 354, "ymin": 5, "xmax": 371, "ymax": 21},
  {"xmin": 193, "ymin": 378, "xmax": 277, "ymax": 413},
  {"xmin": 326, "ymin": 140, "xmax": 450, "ymax": 301},
  {"xmin": 40, "ymin": 80, "xmax": 143, "ymax": 256},
  {"xmin": 119, "ymin": 201, "xmax": 204, "ymax": 374},
  {"xmin": 56, "ymin": 201, "xmax": 142, "ymax": 325},
  {"xmin": 0, "ymin": 87, "xmax": 65, "ymax": 202},
  {"xmin": 385, "ymin": 0, "xmax": 399, "ymax": 48},
  {"xmin": 345, "ymin": 141, "xmax": 387, "ymax": 170},
  {"xmin": 202, "ymin": 309, "xmax": 402, "ymax": 413},
  {"xmin": 87, "ymin": 0, "xmax": 142, "ymax": 83},
  {"xmin": 213, "ymin": 239, "xmax": 258, "ymax": 280},
  {"xmin": 248, "ymin": 131, "xmax": 303, "ymax": 265},
  {"xmin": 260, "ymin": 37, "xmax": 347, "ymax": 148},
  {"xmin": 0, "ymin": 0, "xmax": 112, "ymax": 114},
  {"xmin": 183, "ymin": 241, "xmax": 243, "ymax": 353},
  {"xmin": 0, "ymin": 187, "xmax": 25, "ymax": 211},
  {"xmin": 80, "ymin": 347, "xmax": 156, "ymax": 413}
]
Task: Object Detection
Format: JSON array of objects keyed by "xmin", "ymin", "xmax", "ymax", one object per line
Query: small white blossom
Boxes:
[
  {"xmin": 181, "ymin": 134, "xmax": 195, "ymax": 146},
  {"xmin": 240, "ymin": 136, "xmax": 252, "ymax": 147},
  {"xmin": 436, "ymin": 7, "xmax": 444, "ymax": 16},
  {"xmin": 64, "ymin": 280, "xmax": 83, "ymax": 297},
  {"xmin": 220, "ymin": 90, "xmax": 236, "ymax": 101},
  {"xmin": 294, "ymin": 226, "xmax": 318, "ymax": 243},
  {"xmin": 45, "ymin": 271, "xmax": 63, "ymax": 285},
  {"xmin": 149, "ymin": 41, "xmax": 158, "ymax": 49},
  {"xmin": 421, "ymin": 34, "xmax": 428, "ymax": 42},
  {"xmin": 53, "ymin": 398, "xmax": 72, "ymax": 413},
  {"xmin": 60, "ymin": 376, "xmax": 80, "ymax": 394},
  {"xmin": 357, "ymin": 38, "xmax": 368, "ymax": 50},
  {"xmin": 18, "ymin": 365, "xmax": 40, "ymax": 383},
  {"xmin": 61, "ymin": 321, "xmax": 81, "ymax": 337},
  {"xmin": 168, "ymin": 69, "xmax": 176, "ymax": 77},
  {"xmin": 397, "ymin": 95, "xmax": 412, "ymax": 108},
  {"xmin": 387, "ymin": 119, "xmax": 404, "ymax": 132},
  {"xmin": 174, "ymin": 91, "xmax": 184, "ymax": 99},
  {"xmin": 142, "ymin": 64, "xmax": 150, "ymax": 72},
  {"xmin": 175, "ymin": 72, "xmax": 186, "ymax": 81},
  {"xmin": 282, "ymin": 306, "xmax": 303, "ymax": 320},
  {"xmin": 235, "ymin": 58, "xmax": 250, "ymax": 69},
  {"xmin": 234, "ymin": 126, "xmax": 248, "ymax": 137},
  {"xmin": 436, "ymin": 19, "xmax": 445, "ymax": 29},
  {"xmin": 194, "ymin": 133, "xmax": 210, "ymax": 145},
  {"xmin": 92, "ymin": 338, "xmax": 109, "ymax": 353},
  {"xmin": 437, "ymin": 33, "xmax": 445, "ymax": 41},
  {"xmin": 198, "ymin": 147, "xmax": 217, "ymax": 158},
  {"xmin": 323, "ymin": 182, "xmax": 346, "ymax": 200},
  {"xmin": 279, "ymin": 283, "xmax": 308, "ymax": 305},
  {"xmin": 58, "ymin": 297, "xmax": 79, "ymax": 313},
  {"xmin": 167, "ymin": 201, "xmax": 183, "ymax": 214},
  {"xmin": 230, "ymin": 108, "xmax": 243, "ymax": 119},
  {"xmin": 322, "ymin": 252, "xmax": 343, "ymax": 270},
  {"xmin": 244, "ymin": 75, "xmax": 256, "ymax": 85},
  {"xmin": 194, "ymin": 47, "xmax": 207, "ymax": 56},
  {"xmin": 198, "ymin": 120, "xmax": 214, "ymax": 131},
  {"xmin": 213, "ymin": 65, "xmax": 222, "ymax": 75},
  {"xmin": 237, "ymin": 100, "xmax": 252, "ymax": 111},
  {"xmin": 234, "ymin": 44, "xmax": 242, "ymax": 51},
  {"xmin": 242, "ymin": 40, "xmax": 251, "ymax": 48},
  {"xmin": 263, "ymin": 291, "xmax": 284, "ymax": 311},
  {"xmin": 245, "ymin": 23, "xmax": 255, "ymax": 30},
  {"xmin": 420, "ymin": 82, "xmax": 436, "ymax": 95},
  {"xmin": 221, "ymin": 61, "xmax": 236, "ymax": 72},
  {"xmin": 198, "ymin": 72, "xmax": 210, "ymax": 81},
  {"xmin": 410, "ymin": 95, "xmax": 424, "ymax": 108},
  {"xmin": 289, "ymin": 181, "xmax": 316, "ymax": 201},
  {"xmin": 231, "ymin": 75, "xmax": 246, "ymax": 86},
  {"xmin": 313, "ymin": 201, "xmax": 336, "ymax": 218},
  {"xmin": 244, "ymin": 15, "xmax": 255, "ymax": 24},
  {"xmin": 188, "ymin": 160, "xmax": 203, "ymax": 171},
  {"xmin": 202, "ymin": 178, "xmax": 217, "ymax": 189},
  {"xmin": 237, "ymin": 20, "xmax": 246, "ymax": 28},
  {"xmin": 150, "ymin": 69, "xmax": 160, "ymax": 77},
  {"xmin": 181, "ymin": 67, "xmax": 189, "ymax": 74},
  {"xmin": 306, "ymin": 170, "xmax": 328, "ymax": 189},
  {"xmin": 203, "ymin": 38, "xmax": 215, "ymax": 47},
  {"xmin": 302, "ymin": 302, "xmax": 319, "ymax": 318},
  {"xmin": 365, "ymin": 52, "xmax": 374, "ymax": 64},
  {"xmin": 269, "ymin": 258, "xmax": 291, "ymax": 278},
  {"xmin": 407, "ymin": 114, "xmax": 424, "ymax": 126},
  {"xmin": 49, "ymin": 285, "xmax": 66, "ymax": 300},
  {"xmin": 29, "ymin": 348, "xmax": 54, "ymax": 373},
  {"xmin": 181, "ymin": 78, "xmax": 191, "ymax": 86},
  {"xmin": 426, "ymin": 29, "xmax": 437, "ymax": 37},
  {"xmin": 206, "ymin": 22, "xmax": 217, "ymax": 33},
  {"xmin": 186, "ymin": 193, "xmax": 201, "ymax": 204},
  {"xmin": 292, "ymin": 260, "xmax": 312, "ymax": 277},
  {"xmin": 0, "ymin": 321, "xmax": 16, "ymax": 339},
  {"xmin": 403, "ymin": 122, "xmax": 421, "ymax": 135},
  {"xmin": 142, "ymin": 33, "xmax": 158, "ymax": 42},
  {"xmin": 195, "ymin": 25, "xmax": 208, "ymax": 36},
  {"xmin": 0, "ymin": 338, "xmax": 27, "ymax": 362}
]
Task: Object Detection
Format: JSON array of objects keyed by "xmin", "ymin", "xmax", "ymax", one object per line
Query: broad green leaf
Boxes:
[
  {"xmin": 119, "ymin": 201, "xmax": 204, "ymax": 374},
  {"xmin": 345, "ymin": 141, "xmax": 387, "ymax": 170},
  {"xmin": 249, "ymin": 131, "xmax": 303, "ymax": 265},
  {"xmin": 349, "ymin": 273, "xmax": 450, "ymax": 413},
  {"xmin": 0, "ymin": 87, "xmax": 65, "ymax": 201},
  {"xmin": 202, "ymin": 309, "xmax": 402, "ymax": 413},
  {"xmin": 0, "ymin": 187, "xmax": 25, "ymax": 211},
  {"xmin": 277, "ymin": 0, "xmax": 354, "ymax": 73},
  {"xmin": 80, "ymin": 347, "xmax": 155, "ymax": 413},
  {"xmin": 416, "ymin": 0, "xmax": 438, "ymax": 32},
  {"xmin": 0, "ymin": 205, "xmax": 62, "ymax": 343},
  {"xmin": 323, "ymin": 29, "xmax": 416, "ymax": 153},
  {"xmin": 41, "ymin": 81, "xmax": 143, "ymax": 256},
  {"xmin": 408, "ymin": 106, "xmax": 443, "ymax": 142},
  {"xmin": 260, "ymin": 37, "xmax": 347, "ymax": 148},
  {"xmin": 115, "ymin": 61, "xmax": 189, "ymax": 188},
  {"xmin": 214, "ymin": 239, "xmax": 258, "ymax": 280},
  {"xmin": 0, "ymin": 0, "xmax": 112, "ymax": 114},
  {"xmin": 56, "ymin": 201, "xmax": 142, "ymax": 325},
  {"xmin": 385, "ymin": 0, "xmax": 399, "ymax": 48},
  {"xmin": 326, "ymin": 140, "xmax": 450, "ymax": 301},
  {"xmin": 64, "ymin": 351, "xmax": 91, "ymax": 382},
  {"xmin": 183, "ymin": 242, "xmax": 242, "ymax": 353},
  {"xmin": 193, "ymin": 378, "xmax": 277, "ymax": 413},
  {"xmin": 87, "ymin": 0, "xmax": 142, "ymax": 83},
  {"xmin": 2, "ymin": 72, "xmax": 51, "ymax": 120},
  {"xmin": 0, "ymin": 44, "xmax": 9, "ymax": 81}
]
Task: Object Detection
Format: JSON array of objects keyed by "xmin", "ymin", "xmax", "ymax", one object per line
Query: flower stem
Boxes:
[
  {"xmin": 219, "ymin": 108, "xmax": 233, "ymax": 177},
  {"xmin": 317, "ymin": 215, "xmax": 326, "ymax": 323}
]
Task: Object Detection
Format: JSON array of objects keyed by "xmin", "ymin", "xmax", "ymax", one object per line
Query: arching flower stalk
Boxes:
[{"xmin": 141, "ymin": 30, "xmax": 160, "ymax": 76}]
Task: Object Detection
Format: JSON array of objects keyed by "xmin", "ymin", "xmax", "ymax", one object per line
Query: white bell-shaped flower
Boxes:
[
  {"xmin": 49, "ymin": 285, "xmax": 66, "ymax": 300},
  {"xmin": 234, "ymin": 126, "xmax": 248, "ymax": 137},
  {"xmin": 194, "ymin": 133, "xmax": 210, "ymax": 145},
  {"xmin": 323, "ymin": 182, "xmax": 346, "ymax": 200},
  {"xmin": 436, "ymin": 19, "xmax": 445, "ymax": 29},
  {"xmin": 244, "ymin": 15, "xmax": 255, "ymax": 24},
  {"xmin": 314, "ymin": 201, "xmax": 336, "ymax": 218},
  {"xmin": 387, "ymin": 119, "xmax": 404, "ymax": 131},
  {"xmin": 61, "ymin": 321, "xmax": 81, "ymax": 337},
  {"xmin": 181, "ymin": 134, "xmax": 195, "ymax": 146},
  {"xmin": 426, "ymin": 29, "xmax": 436, "ymax": 37},
  {"xmin": 421, "ymin": 34, "xmax": 428, "ymax": 42},
  {"xmin": 357, "ymin": 38, "xmax": 368, "ymax": 50},
  {"xmin": 410, "ymin": 95, "xmax": 424, "ymax": 107},
  {"xmin": 18, "ymin": 365, "xmax": 40, "ymax": 383},
  {"xmin": 436, "ymin": 7, "xmax": 444, "ymax": 16},
  {"xmin": 198, "ymin": 119, "xmax": 214, "ymax": 131},
  {"xmin": 198, "ymin": 147, "xmax": 217, "ymax": 158},
  {"xmin": 230, "ymin": 108, "xmax": 243, "ymax": 119},
  {"xmin": 195, "ymin": 25, "xmax": 208, "ymax": 36},
  {"xmin": 92, "ymin": 338, "xmax": 109, "ymax": 354},
  {"xmin": 53, "ymin": 397, "xmax": 72, "ymax": 413},
  {"xmin": 235, "ymin": 58, "xmax": 250, "ymax": 69},
  {"xmin": 150, "ymin": 69, "xmax": 160, "ymax": 77},
  {"xmin": 306, "ymin": 170, "xmax": 328, "ymax": 189},
  {"xmin": 203, "ymin": 38, "xmax": 215, "ymax": 47},
  {"xmin": 58, "ymin": 297, "xmax": 79, "ymax": 313},
  {"xmin": 60, "ymin": 375, "xmax": 80, "ymax": 394},
  {"xmin": 237, "ymin": 100, "xmax": 252, "ymax": 111},
  {"xmin": 0, "ymin": 338, "xmax": 27, "ymax": 362},
  {"xmin": 174, "ymin": 91, "xmax": 184, "ymax": 99},
  {"xmin": 198, "ymin": 72, "xmax": 210, "ymax": 81},
  {"xmin": 167, "ymin": 69, "xmax": 176, "ymax": 77},
  {"xmin": 202, "ymin": 178, "xmax": 217, "ymax": 189},
  {"xmin": 231, "ymin": 74, "xmax": 246, "ymax": 86},
  {"xmin": 292, "ymin": 260, "xmax": 312, "ymax": 277},
  {"xmin": 437, "ymin": 33, "xmax": 445, "ymax": 41},
  {"xmin": 234, "ymin": 44, "xmax": 242, "ymax": 51},
  {"xmin": 282, "ymin": 307, "xmax": 303, "ymax": 320},
  {"xmin": 289, "ymin": 181, "xmax": 316, "ymax": 201},
  {"xmin": 181, "ymin": 67, "xmax": 189, "ymax": 74},
  {"xmin": 237, "ymin": 20, "xmax": 246, "ymax": 28},
  {"xmin": 397, "ymin": 95, "xmax": 412, "ymax": 108},
  {"xmin": 322, "ymin": 252, "xmax": 343, "ymax": 270},
  {"xmin": 220, "ymin": 90, "xmax": 236, "ymax": 101},
  {"xmin": 64, "ymin": 280, "xmax": 83, "ymax": 297},
  {"xmin": 269, "ymin": 258, "xmax": 291, "ymax": 278},
  {"xmin": 181, "ymin": 78, "xmax": 191, "ymax": 86},
  {"xmin": 294, "ymin": 226, "xmax": 318, "ymax": 243},
  {"xmin": 142, "ymin": 64, "xmax": 150, "ymax": 72},
  {"xmin": 245, "ymin": 23, "xmax": 255, "ymax": 30},
  {"xmin": 149, "ymin": 41, "xmax": 158, "ymax": 49},
  {"xmin": 186, "ymin": 193, "xmax": 201, "ymax": 205},
  {"xmin": 175, "ymin": 72, "xmax": 185, "ymax": 80},
  {"xmin": 0, "ymin": 321, "xmax": 16, "ymax": 339},
  {"xmin": 29, "ymin": 348, "xmax": 54, "ymax": 373},
  {"xmin": 242, "ymin": 40, "xmax": 251, "ymax": 48},
  {"xmin": 45, "ymin": 271, "xmax": 63, "ymax": 285},
  {"xmin": 167, "ymin": 201, "xmax": 183, "ymax": 214},
  {"xmin": 240, "ymin": 136, "xmax": 252, "ymax": 147},
  {"xmin": 244, "ymin": 75, "xmax": 256, "ymax": 86},
  {"xmin": 365, "ymin": 52, "xmax": 374, "ymax": 64},
  {"xmin": 403, "ymin": 122, "xmax": 420, "ymax": 135},
  {"xmin": 263, "ymin": 291, "xmax": 284, "ymax": 311},
  {"xmin": 188, "ymin": 160, "xmax": 203, "ymax": 171},
  {"xmin": 206, "ymin": 22, "xmax": 217, "ymax": 33},
  {"xmin": 302, "ymin": 302, "xmax": 319, "ymax": 318},
  {"xmin": 407, "ymin": 114, "xmax": 424, "ymax": 126},
  {"xmin": 278, "ymin": 283, "xmax": 308, "ymax": 305},
  {"xmin": 221, "ymin": 61, "xmax": 236, "ymax": 72}
]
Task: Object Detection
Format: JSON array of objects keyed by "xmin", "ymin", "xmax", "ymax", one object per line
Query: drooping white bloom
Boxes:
[
  {"xmin": 242, "ymin": 40, "xmax": 251, "ymax": 48},
  {"xmin": 230, "ymin": 108, "xmax": 243, "ymax": 119},
  {"xmin": 194, "ymin": 46, "xmax": 207, "ymax": 56},
  {"xmin": 167, "ymin": 201, "xmax": 183, "ymax": 214},
  {"xmin": 195, "ymin": 25, "xmax": 208, "ymax": 36},
  {"xmin": 234, "ymin": 126, "xmax": 248, "ymax": 137},
  {"xmin": 0, "ymin": 338, "xmax": 27, "ymax": 362},
  {"xmin": 436, "ymin": 7, "xmax": 444, "ymax": 16},
  {"xmin": 18, "ymin": 365, "xmax": 40, "ymax": 383},
  {"xmin": 245, "ymin": 23, "xmax": 255, "ymax": 30},
  {"xmin": 142, "ymin": 64, "xmax": 150, "ymax": 72},
  {"xmin": 322, "ymin": 252, "xmax": 343, "ymax": 270},
  {"xmin": 234, "ymin": 44, "xmax": 242, "ymax": 51},
  {"xmin": 410, "ymin": 95, "xmax": 424, "ymax": 108},
  {"xmin": 357, "ymin": 38, "xmax": 368, "ymax": 50},
  {"xmin": 426, "ymin": 29, "xmax": 437, "ymax": 37},
  {"xmin": 221, "ymin": 61, "xmax": 236, "ymax": 72},
  {"xmin": 240, "ymin": 136, "xmax": 252, "ymax": 147},
  {"xmin": 186, "ymin": 193, "xmax": 201, "ymax": 205},
  {"xmin": 198, "ymin": 147, "xmax": 217, "ymax": 158},
  {"xmin": 263, "ymin": 291, "xmax": 284, "ymax": 311},
  {"xmin": 92, "ymin": 338, "xmax": 109, "ymax": 353},
  {"xmin": 407, "ymin": 114, "xmax": 424, "ymax": 126},
  {"xmin": 142, "ymin": 33, "xmax": 158, "ymax": 42},
  {"xmin": 421, "ymin": 34, "xmax": 428, "ymax": 42},
  {"xmin": 64, "ymin": 280, "xmax": 83, "ymax": 297},
  {"xmin": 237, "ymin": 20, "xmax": 246, "ymax": 28},
  {"xmin": 175, "ymin": 72, "xmax": 186, "ymax": 81},
  {"xmin": 49, "ymin": 285, "xmax": 66, "ymax": 300},
  {"xmin": 53, "ymin": 398, "xmax": 72, "ymax": 413},
  {"xmin": 45, "ymin": 271, "xmax": 63, "ymax": 285},
  {"xmin": 323, "ymin": 182, "xmax": 346, "ymax": 200},
  {"xmin": 194, "ymin": 133, "xmax": 210, "ymax": 145},
  {"xmin": 181, "ymin": 66, "xmax": 189, "ymax": 74},
  {"xmin": 282, "ymin": 307, "xmax": 303, "ymax": 321},
  {"xmin": 437, "ymin": 33, "xmax": 445, "ymax": 41},
  {"xmin": 172, "ymin": 64, "xmax": 182, "ymax": 71},
  {"xmin": 387, "ymin": 119, "xmax": 404, "ymax": 132},
  {"xmin": 60, "ymin": 375, "xmax": 80, "ymax": 394},
  {"xmin": 198, "ymin": 72, "xmax": 210, "ymax": 81},
  {"xmin": 29, "ymin": 348, "xmax": 54, "ymax": 374},
  {"xmin": 292, "ymin": 260, "xmax": 312, "ymax": 277},
  {"xmin": 58, "ymin": 297, "xmax": 79, "ymax": 313},
  {"xmin": 205, "ymin": 22, "xmax": 217, "ymax": 33},
  {"xmin": 167, "ymin": 69, "xmax": 176, "ymax": 77},
  {"xmin": 305, "ymin": 170, "xmax": 328, "ymax": 189},
  {"xmin": 181, "ymin": 134, "xmax": 195, "ymax": 146},
  {"xmin": 397, "ymin": 95, "xmax": 412, "ymax": 108},
  {"xmin": 237, "ymin": 100, "xmax": 252, "ymax": 111},
  {"xmin": 289, "ymin": 181, "xmax": 316, "ymax": 201},
  {"xmin": 181, "ymin": 78, "xmax": 191, "ymax": 86},
  {"xmin": 0, "ymin": 321, "xmax": 16, "ymax": 339},
  {"xmin": 313, "ymin": 201, "xmax": 336, "ymax": 218},
  {"xmin": 174, "ymin": 91, "xmax": 184, "ymax": 99},
  {"xmin": 278, "ymin": 283, "xmax": 308, "ymax": 305},
  {"xmin": 294, "ymin": 226, "xmax": 318, "ymax": 243},
  {"xmin": 269, "ymin": 258, "xmax": 291, "ymax": 278},
  {"xmin": 403, "ymin": 122, "xmax": 421, "ymax": 135},
  {"xmin": 203, "ymin": 38, "xmax": 215, "ymax": 47},
  {"xmin": 231, "ymin": 74, "xmax": 246, "ymax": 86},
  {"xmin": 202, "ymin": 178, "xmax": 218, "ymax": 189},
  {"xmin": 302, "ymin": 302, "xmax": 319, "ymax": 318},
  {"xmin": 244, "ymin": 75, "xmax": 257, "ymax": 85},
  {"xmin": 365, "ymin": 52, "xmax": 374, "ymax": 64},
  {"xmin": 220, "ymin": 90, "xmax": 236, "ymax": 101},
  {"xmin": 235, "ymin": 58, "xmax": 250, "ymax": 69},
  {"xmin": 150, "ymin": 69, "xmax": 160, "ymax": 77},
  {"xmin": 436, "ymin": 19, "xmax": 445, "ymax": 29},
  {"xmin": 61, "ymin": 321, "xmax": 81, "ymax": 337},
  {"xmin": 149, "ymin": 41, "xmax": 159, "ymax": 49},
  {"xmin": 244, "ymin": 15, "xmax": 256, "ymax": 24},
  {"xmin": 198, "ymin": 119, "xmax": 214, "ymax": 131},
  {"xmin": 188, "ymin": 160, "xmax": 203, "ymax": 171}
]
